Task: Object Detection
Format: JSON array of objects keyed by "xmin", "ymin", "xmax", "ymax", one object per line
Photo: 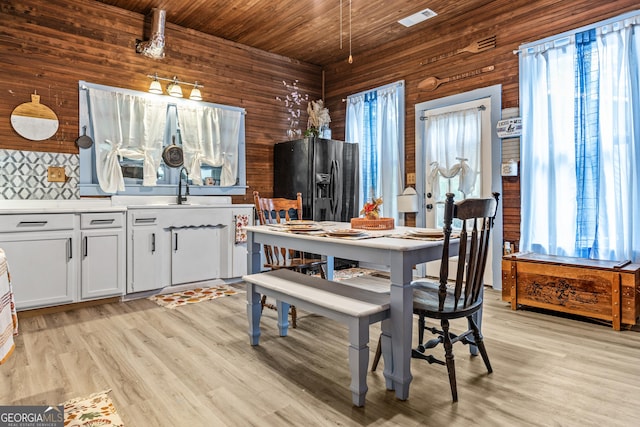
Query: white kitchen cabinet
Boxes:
[
  {"xmin": 0, "ymin": 214, "xmax": 77, "ymax": 310},
  {"xmin": 127, "ymin": 210, "xmax": 169, "ymax": 293},
  {"xmin": 170, "ymin": 226, "xmax": 223, "ymax": 285},
  {"xmin": 169, "ymin": 207, "xmax": 230, "ymax": 285},
  {"xmin": 125, "ymin": 203, "xmax": 252, "ymax": 294},
  {"xmin": 80, "ymin": 212, "xmax": 125, "ymax": 300}
]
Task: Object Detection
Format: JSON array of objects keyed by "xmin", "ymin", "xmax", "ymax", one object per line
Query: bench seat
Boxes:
[{"xmin": 243, "ymin": 268, "xmax": 391, "ymax": 407}]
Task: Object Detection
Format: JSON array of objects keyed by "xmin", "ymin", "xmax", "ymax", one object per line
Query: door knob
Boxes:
[{"xmin": 426, "ymin": 204, "xmax": 433, "ymax": 211}]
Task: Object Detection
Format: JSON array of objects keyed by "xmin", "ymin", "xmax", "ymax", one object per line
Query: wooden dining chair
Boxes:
[
  {"xmin": 371, "ymin": 192, "xmax": 500, "ymax": 402},
  {"xmin": 252, "ymin": 191, "xmax": 326, "ymax": 328}
]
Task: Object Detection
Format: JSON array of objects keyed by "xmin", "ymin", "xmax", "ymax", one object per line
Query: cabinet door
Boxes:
[
  {"xmin": 0, "ymin": 231, "xmax": 76, "ymax": 310},
  {"xmin": 81, "ymin": 228, "xmax": 125, "ymax": 299},
  {"xmin": 171, "ymin": 227, "xmax": 222, "ymax": 285},
  {"xmin": 129, "ymin": 226, "xmax": 166, "ymax": 293}
]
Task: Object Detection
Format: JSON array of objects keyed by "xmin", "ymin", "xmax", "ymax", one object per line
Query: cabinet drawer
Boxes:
[
  {"xmin": 0, "ymin": 214, "xmax": 75, "ymax": 232},
  {"xmin": 81, "ymin": 212, "xmax": 124, "ymax": 229},
  {"xmin": 130, "ymin": 210, "xmax": 160, "ymax": 226}
]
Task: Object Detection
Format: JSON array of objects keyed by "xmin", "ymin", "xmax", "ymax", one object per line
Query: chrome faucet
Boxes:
[{"xmin": 177, "ymin": 166, "xmax": 190, "ymax": 205}]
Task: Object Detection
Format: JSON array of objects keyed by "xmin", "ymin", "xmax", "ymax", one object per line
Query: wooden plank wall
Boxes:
[
  {"xmin": 0, "ymin": 0, "xmax": 322, "ymax": 203},
  {"xmin": 322, "ymin": 0, "xmax": 639, "ymax": 246},
  {"xmin": 1, "ymin": 0, "xmax": 638, "ymax": 246}
]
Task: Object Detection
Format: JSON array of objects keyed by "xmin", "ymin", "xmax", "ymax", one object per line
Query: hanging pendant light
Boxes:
[
  {"xmin": 340, "ymin": 0, "xmax": 343, "ymax": 50},
  {"xmin": 348, "ymin": 0, "xmax": 353, "ymax": 64}
]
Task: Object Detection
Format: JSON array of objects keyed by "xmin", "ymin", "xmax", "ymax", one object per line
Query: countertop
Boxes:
[{"xmin": 0, "ymin": 196, "xmax": 254, "ymax": 214}]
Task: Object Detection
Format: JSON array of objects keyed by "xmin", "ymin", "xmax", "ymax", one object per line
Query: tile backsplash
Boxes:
[{"xmin": 0, "ymin": 149, "xmax": 79, "ymax": 200}]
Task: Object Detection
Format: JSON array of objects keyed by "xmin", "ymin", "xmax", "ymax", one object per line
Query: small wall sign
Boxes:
[{"xmin": 496, "ymin": 117, "xmax": 522, "ymax": 138}]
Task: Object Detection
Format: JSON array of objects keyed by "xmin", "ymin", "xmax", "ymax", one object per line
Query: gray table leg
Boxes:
[
  {"xmin": 276, "ymin": 300, "xmax": 290, "ymax": 336},
  {"xmin": 247, "ymin": 283, "xmax": 262, "ymax": 346},
  {"xmin": 347, "ymin": 317, "xmax": 369, "ymax": 407},
  {"xmin": 380, "ymin": 318, "xmax": 394, "ymax": 390},
  {"xmin": 389, "ymin": 254, "xmax": 414, "ymax": 400}
]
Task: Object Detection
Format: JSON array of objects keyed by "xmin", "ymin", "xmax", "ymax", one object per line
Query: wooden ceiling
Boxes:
[{"xmin": 95, "ymin": 0, "xmax": 492, "ymax": 66}]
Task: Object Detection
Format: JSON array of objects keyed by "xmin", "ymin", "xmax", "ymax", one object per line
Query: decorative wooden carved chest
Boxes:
[{"xmin": 502, "ymin": 252, "xmax": 640, "ymax": 330}]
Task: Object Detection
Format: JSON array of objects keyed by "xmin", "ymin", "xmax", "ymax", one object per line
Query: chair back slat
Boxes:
[
  {"xmin": 253, "ymin": 191, "xmax": 305, "ymax": 268},
  {"xmin": 438, "ymin": 192, "xmax": 500, "ymax": 313},
  {"xmin": 438, "ymin": 194, "xmax": 455, "ymax": 312}
]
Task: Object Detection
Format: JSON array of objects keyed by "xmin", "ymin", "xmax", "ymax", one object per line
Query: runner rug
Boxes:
[
  {"xmin": 61, "ymin": 389, "xmax": 124, "ymax": 426},
  {"xmin": 148, "ymin": 285, "xmax": 244, "ymax": 309}
]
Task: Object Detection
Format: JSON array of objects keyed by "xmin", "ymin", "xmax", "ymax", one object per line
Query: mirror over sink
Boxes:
[{"xmin": 78, "ymin": 80, "xmax": 247, "ymax": 197}]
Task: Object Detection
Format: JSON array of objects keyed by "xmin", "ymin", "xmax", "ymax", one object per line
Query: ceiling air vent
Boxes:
[{"xmin": 398, "ymin": 8, "xmax": 437, "ymax": 28}]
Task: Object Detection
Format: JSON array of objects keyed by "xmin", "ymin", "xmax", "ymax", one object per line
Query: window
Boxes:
[
  {"xmin": 345, "ymin": 81, "xmax": 405, "ymax": 221},
  {"xmin": 519, "ymin": 11, "xmax": 640, "ymax": 262},
  {"xmin": 78, "ymin": 81, "xmax": 246, "ymax": 196}
]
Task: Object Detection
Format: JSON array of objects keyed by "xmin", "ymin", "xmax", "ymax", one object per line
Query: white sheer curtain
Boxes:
[
  {"xmin": 520, "ymin": 13, "xmax": 640, "ymax": 261},
  {"xmin": 346, "ymin": 81, "xmax": 404, "ymax": 221},
  {"xmin": 88, "ymin": 88, "xmax": 167, "ymax": 193},
  {"xmin": 177, "ymin": 105, "xmax": 242, "ymax": 186},
  {"xmin": 424, "ymin": 107, "xmax": 482, "ymax": 201},
  {"xmin": 377, "ymin": 87, "xmax": 403, "ymax": 217}
]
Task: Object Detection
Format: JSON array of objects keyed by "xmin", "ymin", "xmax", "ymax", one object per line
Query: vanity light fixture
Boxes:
[{"xmin": 146, "ymin": 74, "xmax": 204, "ymax": 100}]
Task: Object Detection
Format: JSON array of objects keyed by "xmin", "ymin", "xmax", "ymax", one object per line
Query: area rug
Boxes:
[
  {"xmin": 61, "ymin": 389, "xmax": 124, "ymax": 426},
  {"xmin": 148, "ymin": 285, "xmax": 244, "ymax": 309},
  {"xmin": 315, "ymin": 267, "xmax": 387, "ymax": 281}
]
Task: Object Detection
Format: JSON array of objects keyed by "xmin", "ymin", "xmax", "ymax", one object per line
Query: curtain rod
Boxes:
[
  {"xmin": 79, "ymin": 80, "xmax": 246, "ymax": 114},
  {"xmin": 420, "ymin": 105, "xmax": 485, "ymax": 120},
  {"xmin": 343, "ymin": 80, "xmax": 404, "ymax": 102},
  {"xmin": 513, "ymin": 9, "xmax": 640, "ymax": 54}
]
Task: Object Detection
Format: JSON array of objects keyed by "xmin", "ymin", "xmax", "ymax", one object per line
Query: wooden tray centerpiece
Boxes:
[{"xmin": 351, "ymin": 196, "xmax": 394, "ymax": 230}]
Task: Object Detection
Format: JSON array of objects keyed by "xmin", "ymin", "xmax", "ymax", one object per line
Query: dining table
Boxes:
[{"xmin": 245, "ymin": 221, "xmax": 459, "ymax": 401}]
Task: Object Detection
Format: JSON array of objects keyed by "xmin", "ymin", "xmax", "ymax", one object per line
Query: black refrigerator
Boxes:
[{"xmin": 274, "ymin": 137, "xmax": 359, "ymax": 222}]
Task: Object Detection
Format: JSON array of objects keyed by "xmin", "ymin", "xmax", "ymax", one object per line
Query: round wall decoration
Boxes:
[{"xmin": 10, "ymin": 93, "xmax": 59, "ymax": 141}]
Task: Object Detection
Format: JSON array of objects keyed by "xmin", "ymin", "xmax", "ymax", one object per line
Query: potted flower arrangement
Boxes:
[
  {"xmin": 305, "ymin": 99, "xmax": 331, "ymax": 138},
  {"xmin": 360, "ymin": 196, "xmax": 383, "ymax": 220}
]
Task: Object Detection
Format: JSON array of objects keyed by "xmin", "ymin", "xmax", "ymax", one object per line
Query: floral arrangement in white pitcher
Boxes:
[{"xmin": 305, "ymin": 99, "xmax": 331, "ymax": 137}]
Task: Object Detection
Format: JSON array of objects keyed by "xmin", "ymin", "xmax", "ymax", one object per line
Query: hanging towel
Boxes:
[
  {"xmin": 235, "ymin": 214, "xmax": 250, "ymax": 244},
  {"xmin": 0, "ymin": 248, "xmax": 18, "ymax": 365}
]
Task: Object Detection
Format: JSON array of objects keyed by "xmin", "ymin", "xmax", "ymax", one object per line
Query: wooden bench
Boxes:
[
  {"xmin": 243, "ymin": 268, "xmax": 391, "ymax": 407},
  {"xmin": 502, "ymin": 252, "xmax": 640, "ymax": 330}
]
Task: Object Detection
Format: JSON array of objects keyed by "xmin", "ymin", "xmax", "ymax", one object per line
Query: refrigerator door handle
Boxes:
[{"xmin": 330, "ymin": 160, "xmax": 340, "ymax": 217}]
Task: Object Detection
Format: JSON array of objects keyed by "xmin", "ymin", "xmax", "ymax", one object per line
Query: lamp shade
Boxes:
[
  {"xmin": 167, "ymin": 81, "xmax": 183, "ymax": 97},
  {"xmin": 148, "ymin": 79, "xmax": 163, "ymax": 94},
  {"xmin": 397, "ymin": 187, "xmax": 419, "ymax": 213},
  {"xmin": 189, "ymin": 86, "xmax": 202, "ymax": 101}
]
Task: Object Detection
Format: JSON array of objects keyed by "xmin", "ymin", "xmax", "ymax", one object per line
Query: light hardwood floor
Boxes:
[{"xmin": 1, "ymin": 285, "xmax": 639, "ymax": 427}]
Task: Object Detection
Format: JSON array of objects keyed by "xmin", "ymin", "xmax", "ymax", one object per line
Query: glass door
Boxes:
[
  {"xmin": 423, "ymin": 98, "xmax": 490, "ymax": 228},
  {"xmin": 419, "ymin": 97, "xmax": 493, "ymax": 282}
]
